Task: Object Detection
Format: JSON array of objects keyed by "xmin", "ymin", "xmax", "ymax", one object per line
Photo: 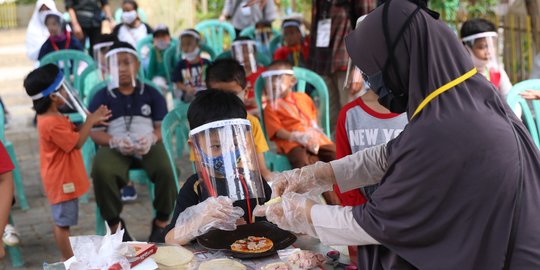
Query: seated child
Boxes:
[
  {"xmin": 254, "ymin": 20, "xmax": 274, "ymax": 58},
  {"xmin": 204, "ymin": 59, "xmax": 272, "ymax": 180},
  {"xmin": 172, "ymin": 29, "xmax": 211, "ymax": 102},
  {"xmin": 38, "ymin": 10, "xmax": 83, "ymax": 60},
  {"xmin": 460, "ymin": 18, "xmax": 512, "ymax": 97},
  {"xmin": 231, "ymin": 36, "xmax": 266, "ymax": 115},
  {"xmin": 164, "ymin": 90, "xmax": 272, "ymax": 245},
  {"xmin": 262, "ymin": 60, "xmax": 336, "ymax": 169},
  {"xmin": 273, "ymin": 18, "xmax": 310, "ymax": 68},
  {"xmin": 112, "ymin": 0, "xmax": 153, "ymax": 49},
  {"xmin": 24, "ymin": 64, "xmax": 110, "ymax": 260},
  {"xmin": 147, "ymin": 24, "xmax": 174, "ymax": 93},
  {"xmin": 92, "ymin": 34, "xmax": 116, "ymax": 80}
]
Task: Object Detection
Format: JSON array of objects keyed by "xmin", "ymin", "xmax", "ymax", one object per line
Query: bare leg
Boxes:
[{"xmin": 53, "ymin": 225, "xmax": 73, "ymax": 261}]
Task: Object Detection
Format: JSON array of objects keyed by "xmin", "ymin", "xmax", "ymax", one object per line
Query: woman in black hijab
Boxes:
[{"xmin": 254, "ymin": 0, "xmax": 540, "ymax": 269}]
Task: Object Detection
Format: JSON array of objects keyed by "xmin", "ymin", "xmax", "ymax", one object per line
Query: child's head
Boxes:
[
  {"xmin": 255, "ymin": 20, "xmax": 273, "ymax": 44},
  {"xmin": 43, "ymin": 11, "xmax": 64, "ymax": 37},
  {"xmin": 205, "ymin": 59, "xmax": 247, "ymax": 101},
  {"xmin": 265, "ymin": 60, "xmax": 296, "ymax": 99},
  {"xmin": 461, "ymin": 18, "xmax": 497, "ymax": 64},
  {"xmin": 152, "ymin": 24, "xmax": 171, "ymax": 50},
  {"xmin": 121, "ymin": 0, "xmax": 139, "ymax": 25},
  {"xmin": 24, "ymin": 64, "xmax": 69, "ymax": 114},
  {"xmin": 281, "ymin": 19, "xmax": 303, "ymax": 47},
  {"xmin": 93, "ymin": 34, "xmax": 116, "ymax": 73},
  {"xmin": 106, "ymin": 41, "xmax": 140, "ymax": 88},
  {"xmin": 179, "ymin": 29, "xmax": 201, "ymax": 56},
  {"xmin": 188, "ymin": 89, "xmax": 247, "ymax": 157},
  {"xmin": 231, "ymin": 36, "xmax": 258, "ymax": 75}
]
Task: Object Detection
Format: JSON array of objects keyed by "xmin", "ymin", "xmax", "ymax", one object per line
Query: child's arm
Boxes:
[
  {"xmin": 275, "ymin": 129, "xmax": 293, "ymax": 141},
  {"xmin": 175, "ymin": 82, "xmax": 195, "ymax": 96},
  {"xmin": 0, "ymin": 171, "xmax": 13, "ymax": 259},
  {"xmin": 75, "ymin": 105, "xmax": 111, "ymax": 149}
]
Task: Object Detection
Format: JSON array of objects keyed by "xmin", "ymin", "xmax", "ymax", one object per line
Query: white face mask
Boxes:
[
  {"xmin": 182, "ymin": 47, "xmax": 200, "ymax": 61},
  {"xmin": 122, "ymin": 10, "xmax": 138, "ymax": 25},
  {"xmin": 155, "ymin": 40, "xmax": 170, "ymax": 50}
]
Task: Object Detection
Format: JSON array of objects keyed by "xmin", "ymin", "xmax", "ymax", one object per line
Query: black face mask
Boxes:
[{"xmin": 363, "ymin": 70, "xmax": 408, "ymax": 114}]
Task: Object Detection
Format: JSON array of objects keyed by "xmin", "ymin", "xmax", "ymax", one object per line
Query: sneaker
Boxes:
[
  {"xmin": 119, "ymin": 219, "xmax": 134, "ymax": 242},
  {"xmin": 121, "ymin": 185, "xmax": 137, "ymax": 202},
  {"xmin": 3, "ymin": 224, "xmax": 20, "ymax": 246},
  {"xmin": 148, "ymin": 219, "xmax": 166, "ymax": 243}
]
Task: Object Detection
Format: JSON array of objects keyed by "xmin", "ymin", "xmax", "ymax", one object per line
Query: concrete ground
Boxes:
[{"xmin": 0, "ymin": 28, "xmax": 192, "ymax": 269}]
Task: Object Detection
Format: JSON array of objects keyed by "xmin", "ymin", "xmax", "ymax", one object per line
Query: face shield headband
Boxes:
[{"xmin": 30, "ymin": 71, "xmax": 64, "ymax": 100}]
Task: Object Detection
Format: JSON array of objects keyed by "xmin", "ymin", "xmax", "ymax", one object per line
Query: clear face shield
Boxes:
[
  {"xmin": 30, "ymin": 71, "xmax": 89, "ymax": 120},
  {"xmin": 190, "ymin": 119, "xmax": 266, "ymax": 204},
  {"xmin": 232, "ymin": 40, "xmax": 258, "ymax": 74},
  {"xmin": 105, "ymin": 48, "xmax": 140, "ymax": 91},
  {"xmin": 343, "ymin": 15, "xmax": 368, "ymax": 98},
  {"xmin": 255, "ymin": 26, "xmax": 273, "ymax": 47},
  {"xmin": 261, "ymin": 70, "xmax": 295, "ymax": 110},
  {"xmin": 462, "ymin": 32, "xmax": 499, "ymax": 71},
  {"xmin": 93, "ymin": 41, "xmax": 113, "ymax": 80}
]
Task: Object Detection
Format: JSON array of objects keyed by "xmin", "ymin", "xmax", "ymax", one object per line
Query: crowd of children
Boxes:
[{"xmin": 9, "ymin": 0, "xmax": 535, "ymax": 263}]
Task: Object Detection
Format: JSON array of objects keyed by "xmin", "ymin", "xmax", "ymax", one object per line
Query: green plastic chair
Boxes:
[
  {"xmin": 114, "ymin": 7, "xmax": 148, "ymax": 23},
  {"xmin": 195, "ymin": 19, "xmax": 236, "ymax": 55},
  {"xmin": 162, "ymin": 107, "xmax": 189, "ymax": 180},
  {"xmin": 0, "ymin": 102, "xmax": 28, "ymax": 210},
  {"xmin": 5, "ymin": 215, "xmax": 24, "ymax": 267},
  {"xmin": 39, "ymin": 50, "xmax": 97, "ymax": 122},
  {"xmin": 239, "ymin": 25, "xmax": 281, "ymax": 39},
  {"xmin": 506, "ymin": 79, "xmax": 540, "ymax": 148},
  {"xmin": 269, "ymin": 34, "xmax": 283, "ymax": 56},
  {"xmin": 254, "ymin": 67, "xmax": 330, "ymax": 171},
  {"xmin": 215, "ymin": 50, "xmax": 272, "ymax": 67}
]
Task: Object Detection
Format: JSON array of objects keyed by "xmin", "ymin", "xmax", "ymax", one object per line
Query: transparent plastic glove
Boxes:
[
  {"xmin": 269, "ymin": 161, "xmax": 334, "ymax": 198},
  {"xmin": 253, "ymin": 192, "xmax": 317, "ymax": 237},
  {"xmin": 134, "ymin": 133, "xmax": 157, "ymax": 156},
  {"xmin": 109, "ymin": 136, "xmax": 134, "ymax": 156},
  {"xmin": 290, "ymin": 130, "xmax": 320, "ymax": 154},
  {"xmin": 173, "ymin": 196, "xmax": 245, "ymax": 243}
]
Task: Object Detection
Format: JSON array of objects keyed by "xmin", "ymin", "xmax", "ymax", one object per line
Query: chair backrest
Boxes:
[
  {"xmin": 161, "ymin": 108, "xmax": 190, "ymax": 183},
  {"xmin": 39, "ymin": 49, "xmax": 97, "ymax": 99},
  {"xmin": 239, "ymin": 25, "xmax": 281, "ymax": 39},
  {"xmin": 136, "ymin": 34, "xmax": 154, "ymax": 60},
  {"xmin": 195, "ymin": 19, "xmax": 236, "ymax": 55},
  {"xmin": 269, "ymin": 34, "xmax": 283, "ymax": 56},
  {"xmin": 215, "ymin": 50, "xmax": 271, "ymax": 67},
  {"xmin": 506, "ymin": 79, "xmax": 540, "ymax": 148},
  {"xmin": 114, "ymin": 7, "xmax": 148, "ymax": 23},
  {"xmin": 254, "ymin": 66, "xmax": 330, "ymax": 140}
]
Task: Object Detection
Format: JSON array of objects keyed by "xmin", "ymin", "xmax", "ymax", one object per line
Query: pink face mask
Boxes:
[{"xmin": 51, "ymin": 31, "xmax": 67, "ymax": 42}]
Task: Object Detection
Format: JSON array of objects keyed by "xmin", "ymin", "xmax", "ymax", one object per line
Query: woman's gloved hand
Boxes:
[
  {"xmin": 254, "ymin": 192, "xmax": 318, "ymax": 237},
  {"xmin": 269, "ymin": 161, "xmax": 335, "ymax": 198},
  {"xmin": 173, "ymin": 196, "xmax": 244, "ymax": 243}
]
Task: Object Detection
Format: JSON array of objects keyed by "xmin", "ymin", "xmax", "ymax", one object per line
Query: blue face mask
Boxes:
[{"xmin": 200, "ymin": 149, "xmax": 242, "ymax": 176}]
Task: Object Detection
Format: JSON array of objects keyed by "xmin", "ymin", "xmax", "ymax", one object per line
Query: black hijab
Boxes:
[{"xmin": 345, "ymin": 0, "xmax": 540, "ymax": 269}]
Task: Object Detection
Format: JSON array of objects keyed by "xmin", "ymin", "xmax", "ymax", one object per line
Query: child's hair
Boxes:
[
  {"xmin": 268, "ymin": 59, "xmax": 294, "ymax": 70},
  {"xmin": 24, "ymin": 64, "xmax": 60, "ymax": 114},
  {"xmin": 188, "ymin": 89, "xmax": 247, "ymax": 129},
  {"xmin": 460, "ymin": 18, "xmax": 496, "ymax": 40},
  {"xmin": 122, "ymin": 0, "xmax": 138, "ymax": 10},
  {"xmin": 205, "ymin": 59, "xmax": 247, "ymax": 89},
  {"xmin": 110, "ymin": 40, "xmax": 137, "ymax": 52},
  {"xmin": 255, "ymin": 20, "xmax": 272, "ymax": 29},
  {"xmin": 179, "ymin": 28, "xmax": 201, "ymax": 41},
  {"xmin": 95, "ymin": 34, "xmax": 116, "ymax": 44},
  {"xmin": 153, "ymin": 24, "xmax": 170, "ymax": 37},
  {"xmin": 234, "ymin": 36, "xmax": 254, "ymax": 42}
]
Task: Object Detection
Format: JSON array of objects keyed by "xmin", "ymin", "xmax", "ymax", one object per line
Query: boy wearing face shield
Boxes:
[
  {"xmin": 232, "ymin": 36, "xmax": 266, "ymax": 115},
  {"xmin": 23, "ymin": 64, "xmax": 111, "ymax": 260},
  {"xmin": 273, "ymin": 18, "xmax": 310, "ymax": 68},
  {"xmin": 461, "ymin": 18, "xmax": 512, "ymax": 97},
  {"xmin": 92, "ymin": 34, "xmax": 115, "ymax": 80},
  {"xmin": 164, "ymin": 90, "xmax": 272, "ymax": 245},
  {"xmin": 112, "ymin": 0, "xmax": 152, "ymax": 49},
  {"xmin": 172, "ymin": 29, "xmax": 211, "ymax": 102},
  {"xmin": 38, "ymin": 11, "xmax": 83, "ymax": 60},
  {"xmin": 147, "ymin": 24, "xmax": 174, "ymax": 94},
  {"xmin": 89, "ymin": 42, "xmax": 177, "ymax": 242}
]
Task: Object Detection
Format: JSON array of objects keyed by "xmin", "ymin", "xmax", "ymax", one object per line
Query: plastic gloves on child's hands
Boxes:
[
  {"xmin": 269, "ymin": 161, "xmax": 334, "ymax": 198},
  {"xmin": 289, "ymin": 130, "xmax": 320, "ymax": 154},
  {"xmin": 134, "ymin": 133, "xmax": 157, "ymax": 156},
  {"xmin": 173, "ymin": 196, "xmax": 245, "ymax": 243},
  {"xmin": 109, "ymin": 136, "xmax": 134, "ymax": 156},
  {"xmin": 254, "ymin": 192, "xmax": 318, "ymax": 238}
]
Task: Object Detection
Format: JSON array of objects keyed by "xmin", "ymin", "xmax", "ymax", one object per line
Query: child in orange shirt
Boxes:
[
  {"xmin": 24, "ymin": 64, "xmax": 110, "ymax": 260},
  {"xmin": 262, "ymin": 60, "xmax": 336, "ymax": 168}
]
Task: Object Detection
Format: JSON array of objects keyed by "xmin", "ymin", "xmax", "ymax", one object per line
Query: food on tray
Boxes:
[
  {"xmin": 230, "ymin": 236, "xmax": 274, "ymax": 253},
  {"xmin": 198, "ymin": 258, "xmax": 246, "ymax": 270},
  {"xmin": 261, "ymin": 262, "xmax": 290, "ymax": 270},
  {"xmin": 151, "ymin": 245, "xmax": 194, "ymax": 270},
  {"xmin": 287, "ymin": 250, "xmax": 326, "ymax": 269},
  {"xmin": 264, "ymin": 197, "xmax": 282, "ymax": 206}
]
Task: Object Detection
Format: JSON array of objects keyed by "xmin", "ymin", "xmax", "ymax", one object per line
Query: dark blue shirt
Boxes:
[
  {"xmin": 171, "ymin": 58, "xmax": 211, "ymax": 88},
  {"xmin": 38, "ymin": 36, "xmax": 83, "ymax": 60}
]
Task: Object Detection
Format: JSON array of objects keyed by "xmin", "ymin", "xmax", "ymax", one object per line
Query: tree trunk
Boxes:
[{"xmin": 525, "ymin": 0, "xmax": 540, "ymax": 52}]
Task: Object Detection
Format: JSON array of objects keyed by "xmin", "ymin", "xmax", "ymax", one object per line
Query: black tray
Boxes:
[{"xmin": 196, "ymin": 221, "xmax": 297, "ymax": 259}]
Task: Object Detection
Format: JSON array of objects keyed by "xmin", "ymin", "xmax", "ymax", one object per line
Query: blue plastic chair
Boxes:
[
  {"xmin": 195, "ymin": 19, "xmax": 236, "ymax": 55},
  {"xmin": 215, "ymin": 50, "xmax": 272, "ymax": 67},
  {"xmin": 506, "ymin": 79, "xmax": 540, "ymax": 148},
  {"xmin": 114, "ymin": 7, "xmax": 148, "ymax": 23},
  {"xmin": 0, "ymin": 103, "xmax": 28, "ymax": 210},
  {"xmin": 254, "ymin": 67, "xmax": 330, "ymax": 171},
  {"xmin": 5, "ymin": 215, "xmax": 24, "ymax": 267}
]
